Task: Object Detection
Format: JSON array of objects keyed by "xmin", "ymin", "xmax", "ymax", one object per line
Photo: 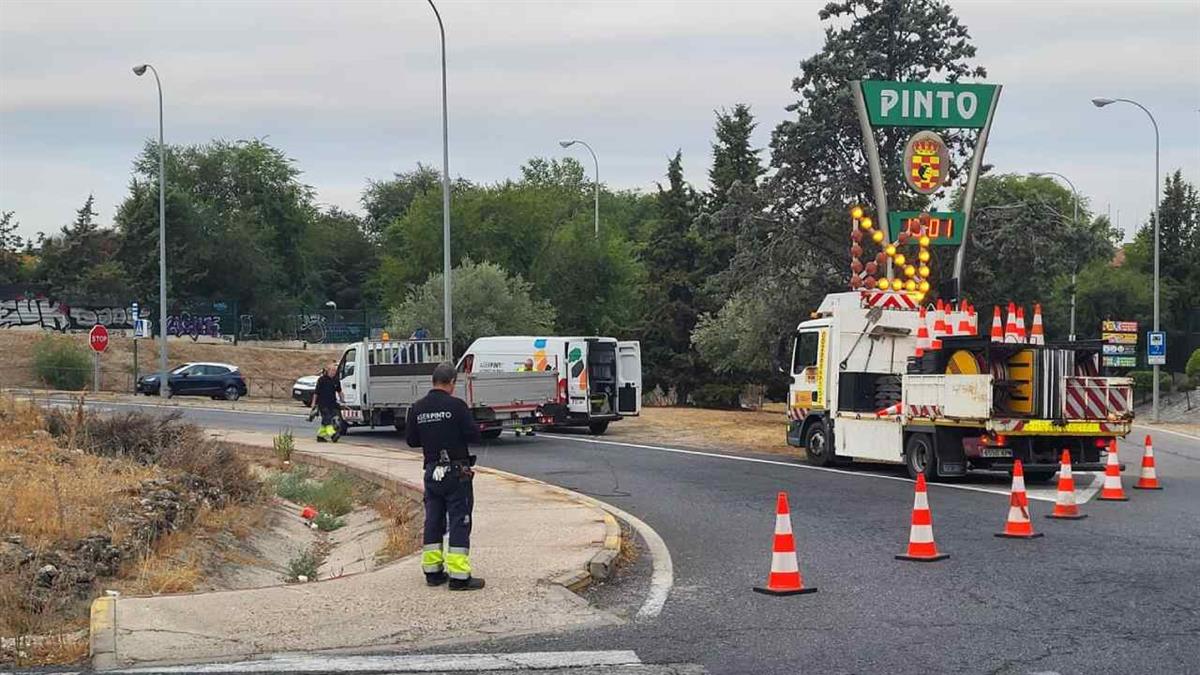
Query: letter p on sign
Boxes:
[{"xmin": 89, "ymin": 324, "xmax": 110, "ymax": 353}]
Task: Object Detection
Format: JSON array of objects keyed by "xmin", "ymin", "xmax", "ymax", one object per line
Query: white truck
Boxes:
[
  {"xmin": 334, "ymin": 338, "xmax": 559, "ymax": 439},
  {"xmin": 457, "ymin": 335, "xmax": 642, "ymax": 434},
  {"xmin": 785, "ymin": 291, "xmax": 1133, "ymax": 482}
]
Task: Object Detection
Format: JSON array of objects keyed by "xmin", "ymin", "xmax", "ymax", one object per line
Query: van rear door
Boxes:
[
  {"xmin": 565, "ymin": 339, "xmax": 590, "ymax": 414},
  {"xmin": 616, "ymin": 341, "xmax": 642, "ymax": 416}
]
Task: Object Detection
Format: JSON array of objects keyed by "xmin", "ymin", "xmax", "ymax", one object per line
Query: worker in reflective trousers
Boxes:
[{"xmin": 405, "ymin": 362, "xmax": 485, "ymax": 591}]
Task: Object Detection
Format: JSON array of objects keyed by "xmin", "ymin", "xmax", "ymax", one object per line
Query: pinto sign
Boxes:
[{"xmin": 861, "ymin": 80, "xmax": 1000, "ymax": 129}]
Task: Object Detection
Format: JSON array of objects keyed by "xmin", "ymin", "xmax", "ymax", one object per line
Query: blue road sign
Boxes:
[{"xmin": 1147, "ymin": 331, "xmax": 1166, "ymax": 366}]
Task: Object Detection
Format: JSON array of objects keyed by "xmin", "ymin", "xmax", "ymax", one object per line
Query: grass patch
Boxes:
[
  {"xmin": 269, "ymin": 465, "xmax": 355, "ymax": 517},
  {"xmin": 284, "ymin": 546, "xmax": 324, "ymax": 583},
  {"xmin": 373, "ymin": 495, "xmax": 421, "ymax": 566},
  {"xmin": 272, "ymin": 429, "xmax": 294, "ymax": 463},
  {"xmin": 312, "ymin": 512, "xmax": 345, "ymax": 532}
]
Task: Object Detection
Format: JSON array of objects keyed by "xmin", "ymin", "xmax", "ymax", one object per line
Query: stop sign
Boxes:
[{"xmin": 89, "ymin": 324, "xmax": 109, "ymax": 353}]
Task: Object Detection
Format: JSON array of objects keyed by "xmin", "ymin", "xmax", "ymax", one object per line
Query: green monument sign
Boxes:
[{"xmin": 860, "ymin": 81, "xmax": 1000, "ymax": 129}]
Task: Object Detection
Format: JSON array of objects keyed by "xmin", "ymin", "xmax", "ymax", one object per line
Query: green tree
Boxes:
[
  {"xmin": 38, "ymin": 195, "xmax": 131, "ymax": 302},
  {"xmin": 0, "ymin": 211, "xmax": 26, "ymax": 283},
  {"xmin": 304, "ymin": 207, "xmax": 379, "ymax": 310},
  {"xmin": 707, "ymin": 104, "xmax": 764, "ymax": 207},
  {"xmin": 530, "ymin": 220, "xmax": 643, "ymax": 335},
  {"xmin": 388, "ymin": 259, "xmax": 556, "ymax": 355},
  {"xmin": 638, "ymin": 151, "xmax": 703, "ymax": 401},
  {"xmin": 361, "ymin": 164, "xmax": 441, "ymax": 241},
  {"xmin": 1124, "ymin": 170, "xmax": 1199, "ymax": 343}
]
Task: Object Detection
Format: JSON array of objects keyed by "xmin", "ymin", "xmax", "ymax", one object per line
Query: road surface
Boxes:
[{"xmin": 67, "ymin": 400, "xmax": 1200, "ymax": 674}]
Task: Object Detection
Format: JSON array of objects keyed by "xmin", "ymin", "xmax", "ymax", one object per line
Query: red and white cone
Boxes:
[
  {"xmin": 895, "ymin": 474, "xmax": 950, "ymax": 562},
  {"xmin": 915, "ymin": 307, "xmax": 930, "ymax": 357},
  {"xmin": 1133, "ymin": 435, "xmax": 1162, "ymax": 490},
  {"xmin": 1016, "ymin": 306, "xmax": 1028, "ymax": 343},
  {"xmin": 995, "ymin": 459, "xmax": 1043, "ymax": 539},
  {"xmin": 876, "ymin": 401, "xmax": 903, "ymax": 417},
  {"xmin": 933, "ymin": 299, "xmax": 948, "ymax": 338},
  {"xmin": 1046, "ymin": 450, "xmax": 1087, "ymax": 520},
  {"xmin": 1004, "ymin": 302, "xmax": 1019, "ymax": 343},
  {"xmin": 1098, "ymin": 439, "xmax": 1129, "ymax": 501},
  {"xmin": 754, "ymin": 492, "xmax": 817, "ymax": 596},
  {"xmin": 990, "ymin": 306, "xmax": 1004, "ymax": 343},
  {"xmin": 1029, "ymin": 303, "xmax": 1046, "ymax": 345}
]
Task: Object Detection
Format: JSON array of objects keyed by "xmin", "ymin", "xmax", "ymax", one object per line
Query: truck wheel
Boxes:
[
  {"xmin": 905, "ymin": 433, "xmax": 938, "ymax": 481},
  {"xmin": 803, "ymin": 420, "xmax": 834, "ymax": 467},
  {"xmin": 588, "ymin": 421, "xmax": 609, "ymax": 435},
  {"xmin": 481, "ymin": 428, "xmax": 503, "ymax": 440}
]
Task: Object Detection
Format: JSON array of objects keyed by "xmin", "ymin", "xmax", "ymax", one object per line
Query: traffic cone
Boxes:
[
  {"xmin": 1046, "ymin": 450, "xmax": 1087, "ymax": 520},
  {"xmin": 876, "ymin": 401, "xmax": 903, "ymax": 417},
  {"xmin": 895, "ymin": 474, "xmax": 950, "ymax": 562},
  {"xmin": 1004, "ymin": 302, "xmax": 1019, "ymax": 343},
  {"xmin": 995, "ymin": 459, "xmax": 1043, "ymax": 539},
  {"xmin": 1016, "ymin": 306, "xmax": 1027, "ymax": 343},
  {"xmin": 753, "ymin": 492, "xmax": 817, "ymax": 596},
  {"xmin": 1029, "ymin": 304, "xmax": 1046, "ymax": 345},
  {"xmin": 990, "ymin": 306, "xmax": 1004, "ymax": 343},
  {"xmin": 1098, "ymin": 439, "xmax": 1129, "ymax": 501},
  {"xmin": 1133, "ymin": 435, "xmax": 1162, "ymax": 490},
  {"xmin": 915, "ymin": 307, "xmax": 930, "ymax": 357},
  {"xmin": 956, "ymin": 311, "xmax": 973, "ymax": 337},
  {"xmin": 965, "ymin": 302, "xmax": 978, "ymax": 336},
  {"xmin": 933, "ymin": 300, "xmax": 948, "ymax": 337}
]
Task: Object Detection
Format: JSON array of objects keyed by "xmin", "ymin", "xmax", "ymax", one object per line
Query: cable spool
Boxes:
[{"xmin": 945, "ymin": 350, "xmax": 986, "ymax": 376}]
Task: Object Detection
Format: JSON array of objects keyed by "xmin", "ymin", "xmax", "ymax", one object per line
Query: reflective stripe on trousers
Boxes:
[
  {"xmin": 445, "ymin": 546, "xmax": 471, "ymax": 579},
  {"xmin": 421, "ymin": 543, "xmax": 444, "ymax": 574}
]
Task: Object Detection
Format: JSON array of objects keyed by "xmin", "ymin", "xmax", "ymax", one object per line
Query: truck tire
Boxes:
[
  {"xmin": 588, "ymin": 421, "xmax": 609, "ymax": 435},
  {"xmin": 905, "ymin": 432, "xmax": 938, "ymax": 481},
  {"xmin": 481, "ymin": 428, "xmax": 503, "ymax": 440},
  {"xmin": 803, "ymin": 419, "xmax": 834, "ymax": 467}
]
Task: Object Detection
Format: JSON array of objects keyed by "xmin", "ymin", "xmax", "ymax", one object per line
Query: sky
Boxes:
[{"xmin": 1, "ymin": 0, "xmax": 1198, "ymax": 244}]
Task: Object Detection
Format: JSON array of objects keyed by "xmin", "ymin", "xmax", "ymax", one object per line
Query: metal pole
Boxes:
[
  {"xmin": 1033, "ymin": 172, "xmax": 1079, "ymax": 339},
  {"xmin": 575, "ymin": 141, "xmax": 599, "ymax": 238},
  {"xmin": 955, "ymin": 85, "xmax": 1003, "ymax": 287},
  {"xmin": 135, "ymin": 65, "xmax": 170, "ymax": 398},
  {"xmin": 848, "ymin": 82, "xmax": 890, "ymax": 278},
  {"xmin": 427, "ymin": 0, "xmax": 453, "ymax": 360}
]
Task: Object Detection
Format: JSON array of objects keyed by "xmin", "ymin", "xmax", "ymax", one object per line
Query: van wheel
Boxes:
[
  {"xmin": 803, "ymin": 420, "xmax": 834, "ymax": 467},
  {"xmin": 588, "ymin": 421, "xmax": 609, "ymax": 435},
  {"xmin": 905, "ymin": 432, "xmax": 937, "ymax": 481}
]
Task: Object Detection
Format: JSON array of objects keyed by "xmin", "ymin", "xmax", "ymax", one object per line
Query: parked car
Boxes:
[
  {"xmin": 137, "ymin": 362, "xmax": 248, "ymax": 400},
  {"xmin": 292, "ymin": 373, "xmax": 319, "ymax": 406}
]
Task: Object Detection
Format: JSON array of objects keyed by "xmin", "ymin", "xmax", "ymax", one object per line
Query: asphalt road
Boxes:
[{"xmin": 69, "ymin": 400, "xmax": 1200, "ymax": 674}]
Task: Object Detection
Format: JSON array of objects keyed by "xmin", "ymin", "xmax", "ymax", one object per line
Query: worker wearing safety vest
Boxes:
[
  {"xmin": 405, "ymin": 362, "xmax": 485, "ymax": 591},
  {"xmin": 513, "ymin": 358, "xmax": 537, "ymax": 437}
]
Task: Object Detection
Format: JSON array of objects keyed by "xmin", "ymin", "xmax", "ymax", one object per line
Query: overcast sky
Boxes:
[{"xmin": 2, "ymin": 0, "xmax": 1198, "ymax": 244}]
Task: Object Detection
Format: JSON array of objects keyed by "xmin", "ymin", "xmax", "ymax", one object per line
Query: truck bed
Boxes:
[{"xmin": 457, "ymin": 371, "xmax": 558, "ymax": 412}]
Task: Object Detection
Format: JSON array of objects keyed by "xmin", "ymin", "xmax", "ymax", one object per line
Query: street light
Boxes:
[
  {"xmin": 1031, "ymin": 171, "xmax": 1080, "ymax": 340},
  {"xmin": 133, "ymin": 63, "xmax": 169, "ymax": 399},
  {"xmin": 559, "ymin": 139, "xmax": 600, "ymax": 238},
  {"xmin": 1093, "ymin": 96, "xmax": 1161, "ymax": 422},
  {"xmin": 427, "ymin": 0, "xmax": 453, "ymax": 359}
]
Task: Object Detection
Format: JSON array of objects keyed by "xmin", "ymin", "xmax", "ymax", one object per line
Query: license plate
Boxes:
[
  {"xmin": 343, "ymin": 409, "xmax": 362, "ymax": 421},
  {"xmin": 980, "ymin": 447, "xmax": 1012, "ymax": 458}
]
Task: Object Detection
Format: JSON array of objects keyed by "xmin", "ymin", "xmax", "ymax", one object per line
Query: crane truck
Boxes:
[{"xmin": 785, "ymin": 291, "xmax": 1133, "ymax": 482}]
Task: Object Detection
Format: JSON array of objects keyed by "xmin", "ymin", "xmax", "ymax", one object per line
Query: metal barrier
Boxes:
[{"xmin": 1062, "ymin": 376, "xmax": 1134, "ymax": 420}]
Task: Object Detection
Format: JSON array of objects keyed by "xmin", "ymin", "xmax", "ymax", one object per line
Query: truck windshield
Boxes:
[{"xmin": 792, "ymin": 332, "xmax": 819, "ymax": 374}]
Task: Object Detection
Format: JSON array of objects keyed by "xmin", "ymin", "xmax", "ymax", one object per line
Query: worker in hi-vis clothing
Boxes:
[
  {"xmin": 405, "ymin": 362, "xmax": 485, "ymax": 591},
  {"xmin": 311, "ymin": 363, "xmax": 344, "ymax": 443},
  {"xmin": 513, "ymin": 358, "xmax": 537, "ymax": 437}
]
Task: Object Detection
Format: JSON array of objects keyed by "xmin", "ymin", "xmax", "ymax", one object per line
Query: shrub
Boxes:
[
  {"xmin": 33, "ymin": 336, "xmax": 91, "ymax": 390},
  {"xmin": 1187, "ymin": 348, "xmax": 1200, "ymax": 380},
  {"xmin": 312, "ymin": 511, "xmax": 345, "ymax": 532},
  {"xmin": 270, "ymin": 467, "xmax": 354, "ymax": 516},
  {"xmin": 284, "ymin": 547, "xmax": 322, "ymax": 583},
  {"xmin": 272, "ymin": 430, "xmax": 294, "ymax": 463}
]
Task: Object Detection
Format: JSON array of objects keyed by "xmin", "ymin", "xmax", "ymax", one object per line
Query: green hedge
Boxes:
[{"xmin": 33, "ymin": 335, "xmax": 91, "ymax": 390}]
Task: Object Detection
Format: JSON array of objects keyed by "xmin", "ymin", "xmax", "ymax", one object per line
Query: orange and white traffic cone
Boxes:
[
  {"xmin": 754, "ymin": 492, "xmax": 817, "ymax": 596},
  {"xmin": 895, "ymin": 474, "xmax": 950, "ymax": 562},
  {"xmin": 995, "ymin": 459, "xmax": 1043, "ymax": 539},
  {"xmin": 1016, "ymin": 306, "xmax": 1027, "ymax": 343},
  {"xmin": 1004, "ymin": 302, "xmax": 1019, "ymax": 343},
  {"xmin": 1098, "ymin": 439, "xmax": 1129, "ymax": 501},
  {"xmin": 1029, "ymin": 304, "xmax": 1046, "ymax": 345},
  {"xmin": 876, "ymin": 401, "xmax": 903, "ymax": 417},
  {"xmin": 933, "ymin": 299, "xmax": 948, "ymax": 338},
  {"xmin": 990, "ymin": 306, "xmax": 1004, "ymax": 343},
  {"xmin": 966, "ymin": 302, "xmax": 978, "ymax": 336},
  {"xmin": 1133, "ymin": 435, "xmax": 1162, "ymax": 490},
  {"xmin": 915, "ymin": 307, "xmax": 930, "ymax": 357},
  {"xmin": 956, "ymin": 312, "xmax": 973, "ymax": 337},
  {"xmin": 1046, "ymin": 450, "xmax": 1087, "ymax": 520}
]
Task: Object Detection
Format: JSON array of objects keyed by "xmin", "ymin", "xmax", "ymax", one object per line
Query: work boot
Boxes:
[
  {"xmin": 331, "ymin": 431, "xmax": 341, "ymax": 443},
  {"xmin": 448, "ymin": 576, "xmax": 485, "ymax": 591},
  {"xmin": 425, "ymin": 572, "xmax": 448, "ymax": 587},
  {"xmin": 316, "ymin": 435, "xmax": 328, "ymax": 443}
]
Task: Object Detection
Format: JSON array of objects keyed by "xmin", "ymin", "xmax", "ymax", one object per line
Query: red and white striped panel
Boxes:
[
  {"xmin": 860, "ymin": 290, "xmax": 919, "ymax": 311},
  {"xmin": 1064, "ymin": 379, "xmax": 1108, "ymax": 420},
  {"xmin": 906, "ymin": 404, "xmax": 942, "ymax": 418},
  {"xmin": 787, "ymin": 407, "xmax": 809, "ymax": 421}
]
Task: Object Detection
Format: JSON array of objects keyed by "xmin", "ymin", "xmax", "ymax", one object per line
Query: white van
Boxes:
[{"xmin": 458, "ymin": 336, "xmax": 642, "ymax": 434}]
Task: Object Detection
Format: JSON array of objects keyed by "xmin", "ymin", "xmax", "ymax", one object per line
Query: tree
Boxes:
[
  {"xmin": 361, "ymin": 164, "xmax": 441, "ymax": 241},
  {"xmin": 304, "ymin": 207, "xmax": 379, "ymax": 310},
  {"xmin": 1124, "ymin": 170, "xmax": 1199, "ymax": 343},
  {"xmin": 530, "ymin": 219, "xmax": 643, "ymax": 336},
  {"xmin": 638, "ymin": 151, "xmax": 703, "ymax": 402},
  {"xmin": 388, "ymin": 259, "xmax": 556, "ymax": 355},
  {"xmin": 0, "ymin": 211, "xmax": 26, "ymax": 283},
  {"xmin": 38, "ymin": 195, "xmax": 131, "ymax": 302},
  {"xmin": 707, "ymin": 104, "xmax": 764, "ymax": 207}
]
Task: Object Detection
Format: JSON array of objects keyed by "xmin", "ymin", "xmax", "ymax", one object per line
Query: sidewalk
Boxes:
[
  {"xmin": 8, "ymin": 388, "xmax": 307, "ymax": 415},
  {"xmin": 90, "ymin": 431, "xmax": 620, "ymax": 670}
]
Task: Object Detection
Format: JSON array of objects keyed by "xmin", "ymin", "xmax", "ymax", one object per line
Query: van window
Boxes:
[
  {"xmin": 341, "ymin": 348, "xmax": 357, "ymax": 378},
  {"xmin": 459, "ymin": 354, "xmax": 474, "ymax": 373},
  {"xmin": 792, "ymin": 332, "xmax": 819, "ymax": 374}
]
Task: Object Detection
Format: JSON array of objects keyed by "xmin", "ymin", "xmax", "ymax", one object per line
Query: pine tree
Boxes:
[{"xmin": 708, "ymin": 104, "xmax": 763, "ymax": 207}]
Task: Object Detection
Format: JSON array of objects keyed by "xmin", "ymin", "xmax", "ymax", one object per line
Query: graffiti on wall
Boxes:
[
  {"xmin": 0, "ymin": 298, "xmax": 135, "ymax": 332},
  {"xmin": 165, "ymin": 313, "xmax": 221, "ymax": 341}
]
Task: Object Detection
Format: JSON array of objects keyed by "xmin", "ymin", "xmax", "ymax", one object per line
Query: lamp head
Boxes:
[
  {"xmin": 132, "ymin": 64, "xmax": 148, "ymax": 76},
  {"xmin": 558, "ymin": 140, "xmax": 575, "ymax": 148},
  {"xmin": 1091, "ymin": 97, "xmax": 1115, "ymax": 108}
]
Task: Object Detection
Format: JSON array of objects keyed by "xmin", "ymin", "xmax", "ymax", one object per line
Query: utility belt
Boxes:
[{"xmin": 428, "ymin": 454, "xmax": 476, "ymax": 482}]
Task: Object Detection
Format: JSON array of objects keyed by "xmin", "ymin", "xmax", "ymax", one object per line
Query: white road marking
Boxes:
[
  {"xmin": 113, "ymin": 650, "xmax": 642, "ymax": 673},
  {"xmin": 1073, "ymin": 472, "xmax": 1105, "ymax": 504},
  {"xmin": 542, "ymin": 434, "xmax": 1056, "ymax": 503},
  {"xmin": 1133, "ymin": 423, "xmax": 1200, "ymax": 442}
]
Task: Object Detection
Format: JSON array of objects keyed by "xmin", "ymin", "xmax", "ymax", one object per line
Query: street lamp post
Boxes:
[
  {"xmin": 427, "ymin": 0, "xmax": 453, "ymax": 360},
  {"xmin": 132, "ymin": 63, "xmax": 169, "ymax": 399},
  {"xmin": 1032, "ymin": 171, "xmax": 1079, "ymax": 340},
  {"xmin": 1092, "ymin": 97, "xmax": 1160, "ymax": 422},
  {"xmin": 559, "ymin": 139, "xmax": 599, "ymax": 238}
]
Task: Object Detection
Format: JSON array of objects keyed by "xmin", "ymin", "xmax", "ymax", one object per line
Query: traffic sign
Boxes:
[
  {"xmin": 1102, "ymin": 320, "xmax": 1138, "ymax": 333},
  {"xmin": 89, "ymin": 324, "xmax": 110, "ymax": 353},
  {"xmin": 1147, "ymin": 331, "xmax": 1166, "ymax": 366},
  {"xmin": 131, "ymin": 302, "xmax": 140, "ymax": 322},
  {"xmin": 860, "ymin": 80, "xmax": 1000, "ymax": 128},
  {"xmin": 1103, "ymin": 356, "xmax": 1137, "ymax": 368}
]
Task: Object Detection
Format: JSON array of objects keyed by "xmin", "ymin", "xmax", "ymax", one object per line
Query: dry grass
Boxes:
[
  {"xmin": 0, "ymin": 331, "xmax": 330, "ymax": 395},
  {"xmin": 607, "ymin": 405, "xmax": 794, "ymax": 456},
  {"xmin": 373, "ymin": 494, "xmax": 421, "ymax": 566}
]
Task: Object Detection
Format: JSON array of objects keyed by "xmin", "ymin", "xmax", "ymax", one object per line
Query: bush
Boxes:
[
  {"xmin": 1129, "ymin": 370, "xmax": 1172, "ymax": 396},
  {"xmin": 33, "ymin": 336, "xmax": 91, "ymax": 390},
  {"xmin": 1187, "ymin": 349, "xmax": 1200, "ymax": 380},
  {"xmin": 284, "ymin": 547, "xmax": 322, "ymax": 583},
  {"xmin": 270, "ymin": 467, "xmax": 355, "ymax": 516},
  {"xmin": 312, "ymin": 511, "xmax": 345, "ymax": 532},
  {"xmin": 690, "ymin": 383, "xmax": 744, "ymax": 409}
]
